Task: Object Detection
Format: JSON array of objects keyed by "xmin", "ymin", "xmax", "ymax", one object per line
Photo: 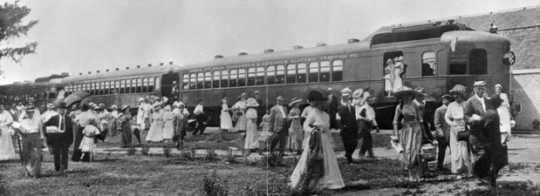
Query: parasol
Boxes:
[{"xmin": 64, "ymin": 91, "xmax": 91, "ymax": 108}]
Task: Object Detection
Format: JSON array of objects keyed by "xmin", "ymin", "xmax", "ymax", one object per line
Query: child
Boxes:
[
  {"xmin": 258, "ymin": 114, "xmax": 271, "ymax": 153},
  {"xmin": 80, "ymin": 119, "xmax": 101, "ymax": 160}
]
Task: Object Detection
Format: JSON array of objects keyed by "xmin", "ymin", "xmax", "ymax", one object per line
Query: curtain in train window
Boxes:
[
  {"xmin": 204, "ymin": 72, "xmax": 211, "ymax": 89},
  {"xmin": 221, "ymin": 70, "xmax": 229, "ymax": 88},
  {"xmin": 190, "ymin": 73, "xmax": 196, "ymax": 89},
  {"xmin": 421, "ymin": 51, "xmax": 436, "ymax": 76},
  {"xmin": 148, "ymin": 77, "xmax": 155, "ymax": 92},
  {"xmin": 332, "ymin": 60, "xmax": 343, "ymax": 81},
  {"xmin": 136, "ymin": 78, "xmax": 142, "ymax": 93},
  {"xmin": 286, "ymin": 64, "xmax": 296, "ymax": 84},
  {"xmin": 213, "ymin": 71, "xmax": 220, "ymax": 88},
  {"xmin": 297, "ymin": 63, "xmax": 307, "ymax": 83},
  {"xmin": 256, "ymin": 67, "xmax": 265, "ymax": 85},
  {"xmin": 238, "ymin": 69, "xmax": 246, "ymax": 86},
  {"xmin": 267, "ymin": 66, "xmax": 275, "ymax": 85},
  {"xmin": 469, "ymin": 49, "xmax": 487, "ymax": 75},
  {"xmin": 155, "ymin": 77, "xmax": 161, "ymax": 91},
  {"xmin": 197, "ymin": 73, "xmax": 204, "ymax": 89},
  {"xmin": 320, "ymin": 61, "xmax": 330, "ymax": 82},
  {"xmin": 182, "ymin": 74, "xmax": 190, "ymax": 90},
  {"xmin": 229, "ymin": 69, "xmax": 238, "ymax": 87},
  {"xmin": 309, "ymin": 62, "xmax": 319, "ymax": 83},
  {"xmin": 247, "ymin": 68, "xmax": 256, "ymax": 86}
]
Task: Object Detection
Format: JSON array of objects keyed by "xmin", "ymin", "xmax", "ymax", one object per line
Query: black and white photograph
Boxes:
[{"xmin": 1, "ymin": 0, "xmax": 539, "ymax": 195}]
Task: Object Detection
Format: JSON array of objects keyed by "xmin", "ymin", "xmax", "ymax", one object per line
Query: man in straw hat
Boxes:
[
  {"xmin": 268, "ymin": 95, "xmax": 288, "ymax": 156},
  {"xmin": 433, "ymin": 94, "xmax": 452, "ymax": 171},
  {"xmin": 338, "ymin": 87, "xmax": 357, "ymax": 164},
  {"xmin": 12, "ymin": 104, "xmax": 44, "ymax": 177},
  {"xmin": 43, "ymin": 101, "xmax": 73, "ymax": 173}
]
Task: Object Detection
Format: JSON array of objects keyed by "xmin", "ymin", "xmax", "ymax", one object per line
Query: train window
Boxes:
[
  {"xmin": 120, "ymin": 80, "xmax": 126, "ymax": 94},
  {"xmin": 155, "ymin": 77, "xmax": 161, "ymax": 91},
  {"xmin": 204, "ymin": 72, "xmax": 211, "ymax": 89},
  {"xmin": 332, "ymin": 60, "xmax": 343, "ymax": 81},
  {"xmin": 189, "ymin": 73, "xmax": 196, "ymax": 89},
  {"xmin": 182, "ymin": 74, "xmax": 189, "ymax": 90},
  {"xmin": 422, "ymin": 52, "xmax": 436, "ymax": 76},
  {"xmin": 130, "ymin": 79, "xmax": 136, "ymax": 93},
  {"xmin": 247, "ymin": 68, "xmax": 256, "ymax": 86},
  {"xmin": 469, "ymin": 49, "xmax": 487, "ymax": 75},
  {"xmin": 287, "ymin": 64, "xmax": 296, "ymax": 83},
  {"xmin": 96, "ymin": 83, "xmax": 101, "ymax": 95},
  {"xmin": 142, "ymin": 78, "xmax": 148, "ymax": 92},
  {"xmin": 221, "ymin": 70, "xmax": 228, "ymax": 88},
  {"xmin": 127, "ymin": 80, "xmax": 132, "ymax": 93},
  {"xmin": 298, "ymin": 63, "xmax": 307, "ymax": 83},
  {"xmin": 238, "ymin": 69, "xmax": 246, "ymax": 86},
  {"xmin": 137, "ymin": 78, "xmax": 142, "ymax": 93},
  {"xmin": 267, "ymin": 66, "xmax": 275, "ymax": 85},
  {"xmin": 276, "ymin": 65, "xmax": 285, "ymax": 84},
  {"xmin": 383, "ymin": 52, "xmax": 405, "ymax": 95},
  {"xmin": 213, "ymin": 71, "xmax": 220, "ymax": 88},
  {"xmin": 256, "ymin": 67, "xmax": 264, "ymax": 85},
  {"xmin": 449, "ymin": 63, "xmax": 466, "ymax": 75},
  {"xmin": 320, "ymin": 61, "xmax": 330, "ymax": 82},
  {"xmin": 197, "ymin": 73, "xmax": 204, "ymax": 89},
  {"xmin": 230, "ymin": 69, "xmax": 237, "ymax": 87},
  {"xmin": 309, "ymin": 62, "xmax": 319, "ymax": 83},
  {"xmin": 105, "ymin": 82, "xmax": 110, "ymax": 95},
  {"xmin": 148, "ymin": 77, "xmax": 155, "ymax": 92}
]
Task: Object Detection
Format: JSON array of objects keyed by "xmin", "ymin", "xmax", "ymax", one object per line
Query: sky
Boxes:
[{"xmin": 1, "ymin": 0, "xmax": 538, "ymax": 85}]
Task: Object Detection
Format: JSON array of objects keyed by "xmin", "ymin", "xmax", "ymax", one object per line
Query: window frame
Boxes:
[
  {"xmin": 213, "ymin": 71, "xmax": 220, "ymax": 88},
  {"xmin": 332, "ymin": 60, "xmax": 343, "ymax": 81},
  {"xmin": 421, "ymin": 51, "xmax": 437, "ymax": 77},
  {"xmin": 308, "ymin": 62, "xmax": 319, "ymax": 83},
  {"xmin": 267, "ymin": 65, "xmax": 276, "ymax": 85},
  {"xmin": 320, "ymin": 61, "xmax": 330, "ymax": 82}
]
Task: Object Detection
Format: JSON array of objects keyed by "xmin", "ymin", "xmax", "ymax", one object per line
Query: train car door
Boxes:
[{"xmin": 161, "ymin": 73, "xmax": 180, "ymax": 102}]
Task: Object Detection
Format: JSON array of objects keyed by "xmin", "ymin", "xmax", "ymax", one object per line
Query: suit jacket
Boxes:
[
  {"xmin": 464, "ymin": 95, "xmax": 489, "ymax": 136},
  {"xmin": 43, "ymin": 113, "xmax": 74, "ymax": 147},
  {"xmin": 475, "ymin": 109, "xmax": 502, "ymax": 149},
  {"xmin": 328, "ymin": 94, "xmax": 339, "ymax": 113},
  {"xmin": 434, "ymin": 105, "xmax": 450, "ymax": 142},
  {"xmin": 268, "ymin": 105, "xmax": 288, "ymax": 135},
  {"xmin": 338, "ymin": 104, "xmax": 357, "ymax": 138}
]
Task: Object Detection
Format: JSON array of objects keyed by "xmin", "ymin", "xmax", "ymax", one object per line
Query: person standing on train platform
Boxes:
[
  {"xmin": 253, "ymin": 91, "xmax": 265, "ymax": 125},
  {"xmin": 12, "ymin": 104, "xmax": 44, "ymax": 178},
  {"xmin": 356, "ymin": 90, "xmax": 376, "ymax": 158},
  {"xmin": 434, "ymin": 94, "xmax": 452, "ymax": 171},
  {"xmin": 72, "ymin": 103, "xmax": 96, "ymax": 162},
  {"xmin": 173, "ymin": 101, "xmax": 188, "ymax": 149},
  {"xmin": 494, "ymin": 84, "xmax": 512, "ymax": 144},
  {"xmin": 95, "ymin": 103, "xmax": 110, "ymax": 142},
  {"xmin": 219, "ymin": 97, "xmax": 233, "ymax": 141},
  {"xmin": 109, "ymin": 105, "xmax": 119, "ymax": 137},
  {"xmin": 43, "ymin": 101, "xmax": 73, "ymax": 173},
  {"xmin": 338, "ymin": 87, "xmax": 357, "ymax": 164},
  {"xmin": 162, "ymin": 105, "xmax": 175, "ymax": 142},
  {"xmin": 413, "ymin": 87, "xmax": 434, "ymax": 143},
  {"xmin": 232, "ymin": 93, "xmax": 248, "ymax": 133},
  {"xmin": 146, "ymin": 102, "xmax": 164, "ymax": 143},
  {"xmin": 269, "ymin": 95, "xmax": 288, "ymax": 157},
  {"xmin": 0, "ymin": 104, "xmax": 16, "ymax": 161},
  {"xmin": 445, "ymin": 85, "xmax": 473, "ymax": 179},
  {"xmin": 287, "ymin": 97, "xmax": 303, "ymax": 155},
  {"xmin": 118, "ymin": 105, "xmax": 134, "ymax": 147},
  {"xmin": 40, "ymin": 103, "xmax": 57, "ymax": 124},
  {"xmin": 192, "ymin": 99, "xmax": 207, "ymax": 135},
  {"xmin": 326, "ymin": 88, "xmax": 339, "ymax": 130},
  {"xmin": 141, "ymin": 98, "xmax": 153, "ymax": 131},
  {"xmin": 245, "ymin": 98, "xmax": 260, "ymax": 153}
]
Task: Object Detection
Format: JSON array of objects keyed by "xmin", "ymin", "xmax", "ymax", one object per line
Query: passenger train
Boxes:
[{"xmin": 0, "ymin": 20, "xmax": 515, "ymax": 128}]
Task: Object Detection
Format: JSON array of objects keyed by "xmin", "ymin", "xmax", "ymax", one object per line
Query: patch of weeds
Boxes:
[
  {"xmin": 141, "ymin": 145, "xmax": 150, "ymax": 156},
  {"xmin": 201, "ymin": 170, "xmax": 229, "ymax": 196},
  {"xmin": 241, "ymin": 148, "xmax": 251, "ymax": 165},
  {"xmin": 464, "ymin": 184, "xmax": 540, "ymax": 196},
  {"xmin": 181, "ymin": 149, "xmax": 194, "ymax": 160},
  {"xmin": 163, "ymin": 146, "xmax": 172, "ymax": 158},
  {"xmin": 127, "ymin": 145, "xmax": 136, "ymax": 156},
  {"xmin": 258, "ymin": 153, "xmax": 284, "ymax": 168},
  {"xmin": 241, "ymin": 173, "xmax": 293, "ymax": 196},
  {"xmin": 204, "ymin": 149, "xmax": 218, "ymax": 162},
  {"xmin": 224, "ymin": 149, "xmax": 237, "ymax": 164},
  {"xmin": 507, "ymin": 162, "xmax": 527, "ymax": 172}
]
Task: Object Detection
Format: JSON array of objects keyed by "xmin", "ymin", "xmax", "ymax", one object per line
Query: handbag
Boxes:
[{"xmin": 457, "ymin": 130, "xmax": 470, "ymax": 141}]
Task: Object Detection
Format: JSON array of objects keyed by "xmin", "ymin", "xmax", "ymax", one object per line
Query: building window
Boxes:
[
  {"xmin": 320, "ymin": 61, "xmax": 330, "ymax": 82},
  {"xmin": 267, "ymin": 66, "xmax": 275, "ymax": 85},
  {"xmin": 309, "ymin": 62, "xmax": 319, "ymax": 83},
  {"xmin": 286, "ymin": 64, "xmax": 296, "ymax": 84},
  {"xmin": 190, "ymin": 73, "xmax": 196, "ymax": 89},
  {"xmin": 182, "ymin": 74, "xmax": 189, "ymax": 90},
  {"xmin": 238, "ymin": 69, "xmax": 246, "ymax": 86},
  {"xmin": 221, "ymin": 70, "xmax": 229, "ymax": 88},
  {"xmin": 204, "ymin": 72, "xmax": 212, "ymax": 89},
  {"xmin": 248, "ymin": 68, "xmax": 256, "ymax": 86},
  {"xmin": 298, "ymin": 63, "xmax": 307, "ymax": 83},
  {"xmin": 469, "ymin": 49, "xmax": 487, "ymax": 75},
  {"xmin": 213, "ymin": 71, "xmax": 220, "ymax": 88},
  {"xmin": 256, "ymin": 67, "xmax": 265, "ymax": 85},
  {"xmin": 230, "ymin": 69, "xmax": 238, "ymax": 87},
  {"xmin": 422, "ymin": 51, "xmax": 436, "ymax": 76},
  {"xmin": 332, "ymin": 60, "xmax": 343, "ymax": 81}
]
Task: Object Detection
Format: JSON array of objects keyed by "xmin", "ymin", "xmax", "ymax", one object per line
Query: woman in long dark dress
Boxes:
[{"xmin": 118, "ymin": 105, "xmax": 132, "ymax": 148}]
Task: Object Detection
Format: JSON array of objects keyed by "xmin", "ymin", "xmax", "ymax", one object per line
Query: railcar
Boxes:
[{"xmin": 176, "ymin": 21, "xmax": 514, "ymax": 128}]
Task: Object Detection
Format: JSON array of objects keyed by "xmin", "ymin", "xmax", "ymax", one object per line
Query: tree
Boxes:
[{"xmin": 0, "ymin": 1, "xmax": 38, "ymax": 67}]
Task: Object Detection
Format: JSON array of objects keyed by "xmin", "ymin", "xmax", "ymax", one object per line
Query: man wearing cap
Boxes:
[
  {"xmin": 413, "ymin": 87, "xmax": 434, "ymax": 143},
  {"xmin": 253, "ymin": 90, "xmax": 265, "ymax": 125},
  {"xmin": 192, "ymin": 99, "xmax": 207, "ymax": 135},
  {"xmin": 13, "ymin": 104, "xmax": 44, "ymax": 177},
  {"xmin": 434, "ymin": 94, "xmax": 452, "ymax": 171},
  {"xmin": 338, "ymin": 87, "xmax": 357, "ymax": 164},
  {"xmin": 72, "ymin": 104, "xmax": 96, "ymax": 162},
  {"xmin": 268, "ymin": 95, "xmax": 288, "ymax": 156},
  {"xmin": 326, "ymin": 88, "xmax": 339, "ymax": 129},
  {"xmin": 43, "ymin": 101, "xmax": 73, "ymax": 173}
]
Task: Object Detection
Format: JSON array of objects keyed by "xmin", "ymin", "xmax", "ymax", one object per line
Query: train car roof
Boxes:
[{"xmin": 61, "ymin": 64, "xmax": 180, "ymax": 83}]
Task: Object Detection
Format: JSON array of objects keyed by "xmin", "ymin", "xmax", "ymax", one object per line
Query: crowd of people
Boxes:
[{"xmin": 0, "ymin": 82, "xmax": 512, "ymax": 190}]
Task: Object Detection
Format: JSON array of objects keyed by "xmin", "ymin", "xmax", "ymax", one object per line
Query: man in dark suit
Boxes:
[
  {"xmin": 253, "ymin": 90, "xmax": 265, "ymax": 125},
  {"xmin": 326, "ymin": 88, "xmax": 339, "ymax": 129},
  {"xmin": 434, "ymin": 94, "xmax": 452, "ymax": 171},
  {"xmin": 269, "ymin": 95, "xmax": 288, "ymax": 156},
  {"xmin": 338, "ymin": 87, "xmax": 357, "ymax": 164},
  {"xmin": 43, "ymin": 101, "xmax": 73, "ymax": 173}
]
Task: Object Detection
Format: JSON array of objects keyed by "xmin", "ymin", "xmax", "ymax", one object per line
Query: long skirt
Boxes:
[
  {"xmin": 245, "ymin": 120, "xmax": 259, "ymax": 149},
  {"xmin": 21, "ymin": 133, "xmax": 41, "ymax": 177},
  {"xmin": 400, "ymin": 120, "xmax": 423, "ymax": 180},
  {"xmin": 234, "ymin": 110, "xmax": 247, "ymax": 132},
  {"xmin": 498, "ymin": 106, "xmax": 511, "ymax": 143},
  {"xmin": 79, "ymin": 137, "xmax": 95, "ymax": 153},
  {"xmin": 449, "ymin": 120, "xmax": 473, "ymax": 176},
  {"xmin": 146, "ymin": 120, "xmax": 163, "ymax": 142},
  {"xmin": 163, "ymin": 120, "xmax": 174, "ymax": 140},
  {"xmin": 122, "ymin": 121, "xmax": 132, "ymax": 147},
  {"xmin": 0, "ymin": 127, "xmax": 16, "ymax": 160},
  {"xmin": 287, "ymin": 119, "xmax": 303, "ymax": 151},
  {"xmin": 109, "ymin": 119, "xmax": 118, "ymax": 136},
  {"xmin": 220, "ymin": 111, "xmax": 233, "ymax": 130},
  {"xmin": 290, "ymin": 131, "xmax": 345, "ymax": 190}
]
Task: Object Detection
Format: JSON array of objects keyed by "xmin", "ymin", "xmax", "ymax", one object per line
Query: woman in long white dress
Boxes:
[
  {"xmin": 494, "ymin": 84, "xmax": 512, "ymax": 143},
  {"xmin": 245, "ymin": 98, "xmax": 259, "ymax": 152},
  {"xmin": 220, "ymin": 97, "xmax": 233, "ymax": 131},
  {"xmin": 392, "ymin": 56, "xmax": 405, "ymax": 92},
  {"xmin": 231, "ymin": 93, "xmax": 248, "ymax": 133},
  {"xmin": 162, "ymin": 105, "xmax": 175, "ymax": 142},
  {"xmin": 0, "ymin": 104, "xmax": 16, "ymax": 160},
  {"xmin": 445, "ymin": 85, "xmax": 473, "ymax": 178},
  {"xmin": 290, "ymin": 91, "xmax": 345, "ymax": 191},
  {"xmin": 146, "ymin": 103, "xmax": 164, "ymax": 143}
]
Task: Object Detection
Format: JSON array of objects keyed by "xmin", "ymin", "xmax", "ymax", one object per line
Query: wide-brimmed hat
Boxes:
[
  {"xmin": 361, "ymin": 91, "xmax": 372, "ymax": 104},
  {"xmin": 172, "ymin": 101, "xmax": 179, "ymax": 108},
  {"xmin": 276, "ymin": 95, "xmax": 284, "ymax": 101},
  {"xmin": 441, "ymin": 94, "xmax": 453, "ymax": 100},
  {"xmin": 246, "ymin": 98, "xmax": 259, "ymax": 107},
  {"xmin": 152, "ymin": 102, "xmax": 161, "ymax": 108},
  {"xmin": 352, "ymin": 89, "xmax": 364, "ymax": 100},
  {"xmin": 110, "ymin": 105, "xmax": 118, "ymax": 110},
  {"xmin": 473, "ymin": 81, "xmax": 486, "ymax": 87},
  {"xmin": 414, "ymin": 87, "xmax": 427, "ymax": 96},
  {"xmin": 238, "ymin": 92, "xmax": 247, "ymax": 98},
  {"xmin": 394, "ymin": 86, "xmax": 419, "ymax": 98},
  {"xmin": 55, "ymin": 101, "xmax": 68, "ymax": 109},
  {"xmin": 341, "ymin": 87, "xmax": 353, "ymax": 97},
  {"xmin": 494, "ymin": 84, "xmax": 503, "ymax": 90},
  {"xmin": 121, "ymin": 105, "xmax": 130, "ymax": 111},
  {"xmin": 289, "ymin": 98, "xmax": 302, "ymax": 107},
  {"xmin": 449, "ymin": 84, "xmax": 467, "ymax": 96},
  {"xmin": 138, "ymin": 97, "xmax": 144, "ymax": 103},
  {"xmin": 177, "ymin": 101, "xmax": 185, "ymax": 107},
  {"xmin": 98, "ymin": 103, "xmax": 105, "ymax": 108},
  {"xmin": 307, "ymin": 91, "xmax": 328, "ymax": 102},
  {"xmin": 25, "ymin": 104, "xmax": 35, "ymax": 111}
]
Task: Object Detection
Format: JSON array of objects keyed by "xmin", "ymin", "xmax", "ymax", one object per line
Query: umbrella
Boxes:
[{"xmin": 64, "ymin": 91, "xmax": 91, "ymax": 108}]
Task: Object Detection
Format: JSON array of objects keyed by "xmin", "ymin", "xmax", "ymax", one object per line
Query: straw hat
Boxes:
[
  {"xmin": 121, "ymin": 105, "xmax": 130, "ymax": 111},
  {"xmin": 414, "ymin": 87, "xmax": 428, "ymax": 97},
  {"xmin": 473, "ymin": 81, "xmax": 486, "ymax": 88},
  {"xmin": 288, "ymin": 98, "xmax": 302, "ymax": 107},
  {"xmin": 138, "ymin": 97, "xmax": 144, "ymax": 103},
  {"xmin": 441, "ymin": 94, "xmax": 452, "ymax": 100},
  {"xmin": 341, "ymin": 87, "xmax": 353, "ymax": 97},
  {"xmin": 110, "ymin": 105, "xmax": 118, "ymax": 110},
  {"xmin": 494, "ymin": 84, "xmax": 503, "ymax": 90},
  {"xmin": 246, "ymin": 98, "xmax": 259, "ymax": 108},
  {"xmin": 238, "ymin": 92, "xmax": 247, "ymax": 98},
  {"xmin": 164, "ymin": 105, "xmax": 171, "ymax": 111},
  {"xmin": 394, "ymin": 86, "xmax": 419, "ymax": 98},
  {"xmin": 276, "ymin": 95, "xmax": 284, "ymax": 101}
]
